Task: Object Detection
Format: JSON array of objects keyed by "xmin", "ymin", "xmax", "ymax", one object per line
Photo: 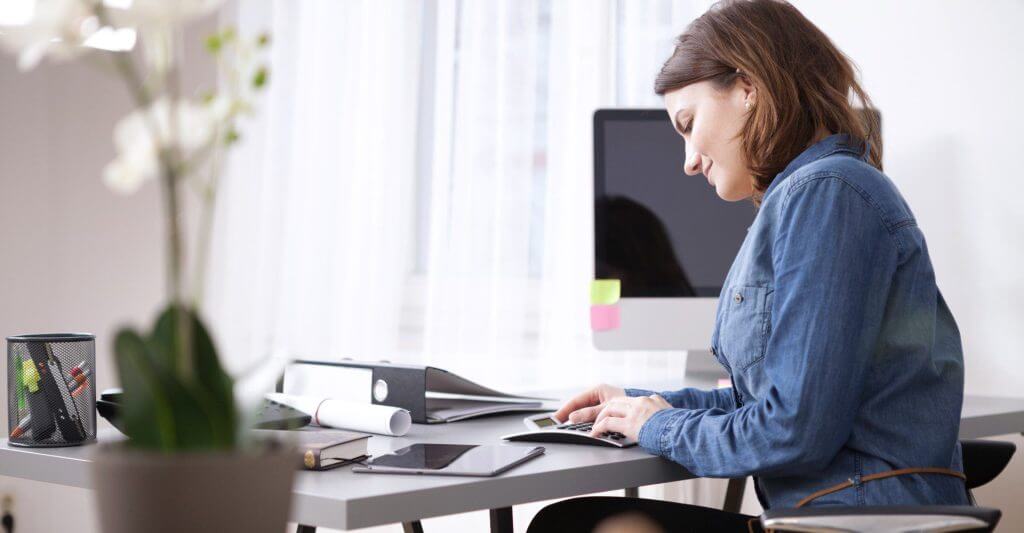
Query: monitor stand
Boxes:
[{"xmin": 684, "ymin": 349, "xmax": 729, "ymax": 381}]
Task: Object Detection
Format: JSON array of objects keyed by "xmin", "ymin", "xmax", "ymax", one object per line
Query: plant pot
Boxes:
[{"xmin": 91, "ymin": 442, "xmax": 295, "ymax": 533}]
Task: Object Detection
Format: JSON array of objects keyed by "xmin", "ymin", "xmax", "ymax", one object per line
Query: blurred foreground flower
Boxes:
[
  {"xmin": 0, "ymin": 0, "xmax": 227, "ymax": 71},
  {"xmin": 0, "ymin": 0, "xmax": 100, "ymax": 70},
  {"xmin": 103, "ymin": 98, "xmax": 220, "ymax": 194}
]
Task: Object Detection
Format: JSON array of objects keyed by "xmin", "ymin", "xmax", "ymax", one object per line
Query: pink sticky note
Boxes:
[{"xmin": 590, "ymin": 304, "xmax": 620, "ymax": 331}]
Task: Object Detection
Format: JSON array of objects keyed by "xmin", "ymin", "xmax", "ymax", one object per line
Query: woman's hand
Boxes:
[
  {"xmin": 553, "ymin": 383, "xmax": 626, "ymax": 424},
  {"xmin": 590, "ymin": 395, "xmax": 671, "ymax": 441}
]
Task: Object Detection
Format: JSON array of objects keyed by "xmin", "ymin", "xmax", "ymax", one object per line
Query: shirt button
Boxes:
[{"xmin": 733, "ymin": 292, "xmax": 743, "ymax": 303}]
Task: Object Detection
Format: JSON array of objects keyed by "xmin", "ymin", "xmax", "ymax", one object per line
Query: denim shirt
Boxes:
[{"xmin": 626, "ymin": 134, "xmax": 967, "ymax": 509}]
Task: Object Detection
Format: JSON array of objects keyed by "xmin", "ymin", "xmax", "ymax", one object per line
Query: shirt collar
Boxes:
[{"xmin": 762, "ymin": 133, "xmax": 870, "ymax": 201}]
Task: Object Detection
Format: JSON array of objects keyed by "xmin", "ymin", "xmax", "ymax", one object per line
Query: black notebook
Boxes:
[{"xmin": 256, "ymin": 428, "xmax": 371, "ymax": 470}]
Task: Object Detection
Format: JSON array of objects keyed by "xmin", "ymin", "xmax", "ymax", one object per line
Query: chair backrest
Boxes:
[
  {"xmin": 760, "ymin": 440, "xmax": 1017, "ymax": 532},
  {"xmin": 961, "ymin": 439, "xmax": 1016, "ymax": 490}
]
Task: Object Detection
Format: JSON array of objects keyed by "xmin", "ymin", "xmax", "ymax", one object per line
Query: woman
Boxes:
[{"xmin": 530, "ymin": 0, "xmax": 967, "ymax": 531}]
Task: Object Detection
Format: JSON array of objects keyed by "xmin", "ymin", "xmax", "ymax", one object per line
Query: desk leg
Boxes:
[
  {"xmin": 489, "ymin": 507, "xmax": 513, "ymax": 533},
  {"xmin": 624, "ymin": 487, "xmax": 639, "ymax": 498},
  {"xmin": 402, "ymin": 521, "xmax": 424, "ymax": 533},
  {"xmin": 723, "ymin": 477, "xmax": 746, "ymax": 513},
  {"xmin": 296, "ymin": 525, "xmax": 316, "ymax": 533}
]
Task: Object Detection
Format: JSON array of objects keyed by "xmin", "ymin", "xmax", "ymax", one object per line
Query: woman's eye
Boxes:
[{"xmin": 681, "ymin": 120, "xmax": 692, "ymax": 134}]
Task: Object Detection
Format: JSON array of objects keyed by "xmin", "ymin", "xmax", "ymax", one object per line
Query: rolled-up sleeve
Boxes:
[{"xmin": 634, "ymin": 176, "xmax": 898, "ymax": 478}]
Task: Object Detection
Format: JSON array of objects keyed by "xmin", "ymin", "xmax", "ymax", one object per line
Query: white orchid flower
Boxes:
[
  {"xmin": 0, "ymin": 0, "xmax": 102, "ymax": 71},
  {"xmin": 102, "ymin": 148, "xmax": 157, "ymax": 194},
  {"xmin": 104, "ymin": 97, "xmax": 219, "ymax": 194},
  {"xmin": 0, "ymin": 0, "xmax": 228, "ymax": 71}
]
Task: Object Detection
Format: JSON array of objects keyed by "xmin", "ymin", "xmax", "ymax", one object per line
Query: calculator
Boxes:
[{"xmin": 501, "ymin": 413, "xmax": 637, "ymax": 448}]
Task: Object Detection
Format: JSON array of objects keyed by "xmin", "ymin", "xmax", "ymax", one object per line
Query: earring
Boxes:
[{"xmin": 744, "ymin": 101, "xmax": 752, "ymax": 111}]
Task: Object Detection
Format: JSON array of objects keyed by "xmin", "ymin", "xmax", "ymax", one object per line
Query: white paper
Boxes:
[
  {"xmin": 282, "ymin": 363, "xmax": 372, "ymax": 403},
  {"xmin": 267, "ymin": 393, "xmax": 411, "ymax": 436}
]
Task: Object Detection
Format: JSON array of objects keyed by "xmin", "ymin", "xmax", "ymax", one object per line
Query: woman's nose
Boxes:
[{"xmin": 684, "ymin": 150, "xmax": 702, "ymax": 176}]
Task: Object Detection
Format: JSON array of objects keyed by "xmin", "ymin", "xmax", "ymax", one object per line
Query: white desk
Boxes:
[{"xmin": 2, "ymin": 393, "xmax": 1023, "ymax": 532}]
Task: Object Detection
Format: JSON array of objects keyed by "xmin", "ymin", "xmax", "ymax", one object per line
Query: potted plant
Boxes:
[{"xmin": 1, "ymin": 2, "xmax": 294, "ymax": 532}]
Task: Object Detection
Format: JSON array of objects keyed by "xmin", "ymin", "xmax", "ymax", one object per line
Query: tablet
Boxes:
[{"xmin": 352, "ymin": 443, "xmax": 545, "ymax": 477}]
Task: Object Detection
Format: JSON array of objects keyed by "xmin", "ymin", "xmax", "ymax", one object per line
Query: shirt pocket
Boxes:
[{"xmin": 719, "ymin": 285, "xmax": 772, "ymax": 371}]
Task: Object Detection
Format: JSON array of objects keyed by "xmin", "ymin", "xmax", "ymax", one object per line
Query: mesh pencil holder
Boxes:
[{"xmin": 7, "ymin": 333, "xmax": 96, "ymax": 447}]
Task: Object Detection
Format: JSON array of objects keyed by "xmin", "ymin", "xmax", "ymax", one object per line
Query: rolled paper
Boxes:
[
  {"xmin": 266, "ymin": 392, "xmax": 412, "ymax": 436},
  {"xmin": 590, "ymin": 279, "xmax": 621, "ymax": 305},
  {"xmin": 590, "ymin": 304, "xmax": 620, "ymax": 331}
]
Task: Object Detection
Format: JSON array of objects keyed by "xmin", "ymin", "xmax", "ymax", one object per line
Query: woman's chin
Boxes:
[{"xmin": 714, "ymin": 182, "xmax": 752, "ymax": 202}]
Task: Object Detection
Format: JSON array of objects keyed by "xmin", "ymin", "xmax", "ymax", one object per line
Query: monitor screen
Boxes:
[{"xmin": 594, "ymin": 109, "xmax": 755, "ymax": 297}]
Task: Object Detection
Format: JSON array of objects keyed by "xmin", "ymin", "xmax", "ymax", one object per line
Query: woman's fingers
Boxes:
[
  {"xmin": 567, "ymin": 404, "xmax": 604, "ymax": 423},
  {"xmin": 554, "ymin": 389, "xmax": 600, "ymax": 422},
  {"xmin": 594, "ymin": 399, "xmax": 631, "ymax": 425},
  {"xmin": 591, "ymin": 413, "xmax": 629, "ymax": 437}
]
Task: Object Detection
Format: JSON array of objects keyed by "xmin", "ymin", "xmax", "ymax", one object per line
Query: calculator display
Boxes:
[{"xmin": 534, "ymin": 417, "xmax": 557, "ymax": 428}]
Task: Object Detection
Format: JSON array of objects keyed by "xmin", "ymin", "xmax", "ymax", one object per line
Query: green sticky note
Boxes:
[
  {"xmin": 22, "ymin": 359, "xmax": 40, "ymax": 393},
  {"xmin": 591, "ymin": 279, "xmax": 621, "ymax": 305}
]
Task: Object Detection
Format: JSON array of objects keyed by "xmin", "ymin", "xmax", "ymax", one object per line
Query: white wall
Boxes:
[
  {"xmin": 0, "ymin": 2, "xmax": 1022, "ymax": 532},
  {"xmin": 786, "ymin": 1, "xmax": 1024, "ymax": 528},
  {"xmin": 792, "ymin": 0, "xmax": 1024, "ymax": 398}
]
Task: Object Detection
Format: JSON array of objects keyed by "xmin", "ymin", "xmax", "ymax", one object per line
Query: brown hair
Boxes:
[{"xmin": 655, "ymin": 0, "xmax": 882, "ymax": 206}]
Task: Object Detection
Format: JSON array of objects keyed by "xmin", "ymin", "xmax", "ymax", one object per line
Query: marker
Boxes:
[
  {"xmin": 69, "ymin": 369, "xmax": 90, "ymax": 387},
  {"xmin": 68, "ymin": 368, "xmax": 93, "ymax": 398},
  {"xmin": 69, "ymin": 361, "xmax": 87, "ymax": 379},
  {"xmin": 9, "ymin": 415, "xmax": 31, "ymax": 439}
]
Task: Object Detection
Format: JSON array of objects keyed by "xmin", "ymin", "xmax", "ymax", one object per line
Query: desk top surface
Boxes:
[{"xmin": 2, "ymin": 391, "xmax": 1023, "ymax": 530}]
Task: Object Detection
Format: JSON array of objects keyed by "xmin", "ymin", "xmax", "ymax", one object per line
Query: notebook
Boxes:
[{"xmin": 257, "ymin": 428, "xmax": 371, "ymax": 470}]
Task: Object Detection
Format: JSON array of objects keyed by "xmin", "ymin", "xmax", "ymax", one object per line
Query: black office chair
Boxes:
[{"xmin": 760, "ymin": 439, "xmax": 1017, "ymax": 532}]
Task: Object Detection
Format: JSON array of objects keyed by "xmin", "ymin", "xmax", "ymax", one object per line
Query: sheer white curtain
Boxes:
[
  {"xmin": 210, "ymin": 0, "xmax": 712, "ymax": 394},
  {"xmin": 212, "ymin": 0, "xmax": 736, "ymax": 511}
]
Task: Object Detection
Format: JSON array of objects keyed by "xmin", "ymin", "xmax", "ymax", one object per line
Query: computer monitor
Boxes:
[{"xmin": 592, "ymin": 109, "xmax": 756, "ymax": 350}]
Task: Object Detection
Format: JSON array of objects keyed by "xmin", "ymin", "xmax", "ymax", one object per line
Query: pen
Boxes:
[{"xmin": 69, "ymin": 368, "xmax": 93, "ymax": 398}]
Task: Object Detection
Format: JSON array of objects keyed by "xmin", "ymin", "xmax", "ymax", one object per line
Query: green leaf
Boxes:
[
  {"xmin": 114, "ymin": 328, "xmax": 176, "ymax": 450},
  {"xmin": 148, "ymin": 305, "xmax": 237, "ymax": 449},
  {"xmin": 252, "ymin": 66, "xmax": 268, "ymax": 89},
  {"xmin": 147, "ymin": 361, "xmax": 219, "ymax": 450},
  {"xmin": 257, "ymin": 32, "xmax": 271, "ymax": 47},
  {"xmin": 113, "ymin": 306, "xmax": 239, "ymax": 451},
  {"xmin": 185, "ymin": 307, "xmax": 237, "ymax": 447}
]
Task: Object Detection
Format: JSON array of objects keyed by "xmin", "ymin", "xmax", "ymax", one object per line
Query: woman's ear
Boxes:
[{"xmin": 736, "ymin": 72, "xmax": 757, "ymax": 107}]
